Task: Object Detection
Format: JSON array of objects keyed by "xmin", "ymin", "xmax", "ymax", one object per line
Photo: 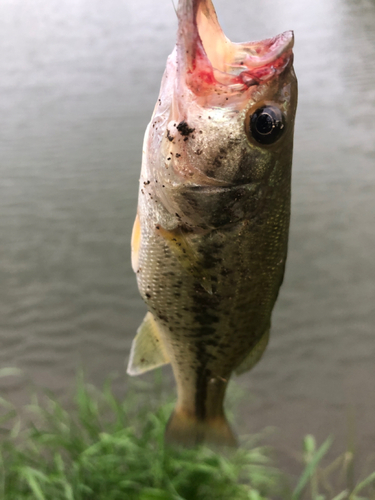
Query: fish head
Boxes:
[{"xmin": 144, "ymin": 0, "xmax": 298, "ymax": 228}]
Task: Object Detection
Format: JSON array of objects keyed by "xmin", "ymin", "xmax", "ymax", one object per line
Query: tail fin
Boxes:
[{"xmin": 165, "ymin": 408, "xmax": 237, "ymax": 447}]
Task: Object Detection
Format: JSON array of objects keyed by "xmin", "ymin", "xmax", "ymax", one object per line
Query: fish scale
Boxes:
[{"xmin": 128, "ymin": 0, "xmax": 297, "ymax": 447}]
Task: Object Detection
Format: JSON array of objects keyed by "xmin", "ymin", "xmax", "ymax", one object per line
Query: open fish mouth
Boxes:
[{"xmin": 177, "ymin": 0, "xmax": 294, "ymax": 95}]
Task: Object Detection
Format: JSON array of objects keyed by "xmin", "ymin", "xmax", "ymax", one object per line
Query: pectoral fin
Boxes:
[
  {"xmin": 157, "ymin": 225, "xmax": 213, "ymax": 294},
  {"xmin": 235, "ymin": 329, "xmax": 270, "ymax": 375},
  {"xmin": 131, "ymin": 213, "xmax": 141, "ymax": 273},
  {"xmin": 127, "ymin": 312, "xmax": 170, "ymax": 376}
]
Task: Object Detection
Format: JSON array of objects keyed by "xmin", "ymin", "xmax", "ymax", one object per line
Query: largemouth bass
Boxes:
[{"xmin": 128, "ymin": 0, "xmax": 297, "ymax": 446}]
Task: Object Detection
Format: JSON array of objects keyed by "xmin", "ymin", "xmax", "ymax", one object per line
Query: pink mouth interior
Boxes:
[{"xmin": 177, "ymin": 0, "xmax": 293, "ymax": 95}]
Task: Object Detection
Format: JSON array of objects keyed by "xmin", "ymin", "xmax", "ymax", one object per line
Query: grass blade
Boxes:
[
  {"xmin": 292, "ymin": 436, "xmax": 333, "ymax": 500},
  {"xmin": 350, "ymin": 471, "xmax": 375, "ymax": 498}
]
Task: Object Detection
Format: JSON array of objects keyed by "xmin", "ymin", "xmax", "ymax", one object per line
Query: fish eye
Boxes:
[{"xmin": 246, "ymin": 106, "xmax": 285, "ymax": 145}]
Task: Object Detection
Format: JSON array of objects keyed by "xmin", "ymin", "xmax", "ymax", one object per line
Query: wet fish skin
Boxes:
[{"xmin": 128, "ymin": 0, "xmax": 297, "ymax": 446}]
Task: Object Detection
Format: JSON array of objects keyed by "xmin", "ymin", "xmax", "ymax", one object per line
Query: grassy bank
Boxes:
[{"xmin": 0, "ymin": 369, "xmax": 374, "ymax": 500}]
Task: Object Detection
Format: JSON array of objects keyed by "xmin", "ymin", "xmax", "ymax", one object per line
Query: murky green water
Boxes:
[{"xmin": 1, "ymin": 0, "xmax": 374, "ymax": 469}]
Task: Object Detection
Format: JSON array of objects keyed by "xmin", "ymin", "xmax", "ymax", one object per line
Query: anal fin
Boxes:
[
  {"xmin": 127, "ymin": 312, "xmax": 170, "ymax": 376},
  {"xmin": 235, "ymin": 329, "xmax": 270, "ymax": 375}
]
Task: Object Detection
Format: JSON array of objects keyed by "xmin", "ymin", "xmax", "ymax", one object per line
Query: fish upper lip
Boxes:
[{"xmin": 235, "ymin": 31, "xmax": 294, "ymax": 69}]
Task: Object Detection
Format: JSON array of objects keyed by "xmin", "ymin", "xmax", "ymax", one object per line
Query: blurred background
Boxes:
[{"xmin": 0, "ymin": 0, "xmax": 374, "ymax": 475}]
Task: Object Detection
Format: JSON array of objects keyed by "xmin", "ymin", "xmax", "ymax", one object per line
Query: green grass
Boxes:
[{"xmin": 0, "ymin": 368, "xmax": 374, "ymax": 500}]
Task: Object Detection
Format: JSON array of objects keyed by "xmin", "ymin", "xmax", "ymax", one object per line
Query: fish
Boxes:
[{"xmin": 127, "ymin": 0, "xmax": 297, "ymax": 447}]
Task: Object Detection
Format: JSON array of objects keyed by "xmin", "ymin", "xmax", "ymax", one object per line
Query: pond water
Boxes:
[{"xmin": 1, "ymin": 0, "xmax": 374, "ymax": 473}]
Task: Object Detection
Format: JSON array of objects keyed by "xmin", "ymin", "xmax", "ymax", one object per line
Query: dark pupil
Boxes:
[
  {"xmin": 256, "ymin": 113, "xmax": 274, "ymax": 135},
  {"xmin": 250, "ymin": 106, "xmax": 285, "ymax": 145}
]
